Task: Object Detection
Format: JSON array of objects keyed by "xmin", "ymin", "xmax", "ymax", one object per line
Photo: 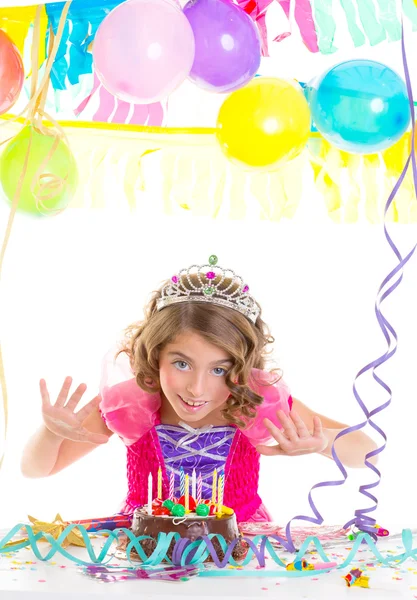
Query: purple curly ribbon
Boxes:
[
  {"xmin": 344, "ymin": 14, "xmax": 417, "ymax": 535},
  {"xmin": 275, "ymin": 13, "xmax": 417, "ymax": 552}
]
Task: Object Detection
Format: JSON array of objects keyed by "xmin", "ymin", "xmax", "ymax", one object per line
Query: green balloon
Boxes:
[{"xmin": 0, "ymin": 125, "xmax": 78, "ymax": 216}]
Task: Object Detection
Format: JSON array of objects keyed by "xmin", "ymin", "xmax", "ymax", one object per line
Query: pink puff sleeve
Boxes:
[
  {"xmin": 99, "ymin": 345, "xmax": 161, "ymax": 446},
  {"xmin": 239, "ymin": 368, "xmax": 293, "ymax": 447}
]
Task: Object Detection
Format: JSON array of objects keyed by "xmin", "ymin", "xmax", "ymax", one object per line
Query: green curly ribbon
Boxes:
[{"xmin": 1, "ymin": 524, "xmax": 417, "ymax": 577}]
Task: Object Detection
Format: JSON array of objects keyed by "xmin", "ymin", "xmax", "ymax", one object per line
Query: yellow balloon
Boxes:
[{"xmin": 216, "ymin": 77, "xmax": 311, "ymax": 170}]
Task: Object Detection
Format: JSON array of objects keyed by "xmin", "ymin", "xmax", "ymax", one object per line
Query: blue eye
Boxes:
[
  {"xmin": 173, "ymin": 360, "xmax": 190, "ymax": 371},
  {"xmin": 212, "ymin": 367, "xmax": 227, "ymax": 377}
]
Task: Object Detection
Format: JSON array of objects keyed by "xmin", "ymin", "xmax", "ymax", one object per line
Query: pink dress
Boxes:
[{"xmin": 99, "ymin": 349, "xmax": 292, "ymax": 522}]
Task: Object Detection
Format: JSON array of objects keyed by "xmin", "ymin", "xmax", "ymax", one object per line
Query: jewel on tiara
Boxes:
[{"xmin": 156, "ymin": 255, "xmax": 260, "ymax": 324}]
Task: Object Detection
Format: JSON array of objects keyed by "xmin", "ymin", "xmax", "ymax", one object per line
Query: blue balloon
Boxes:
[{"xmin": 307, "ymin": 60, "xmax": 410, "ymax": 153}]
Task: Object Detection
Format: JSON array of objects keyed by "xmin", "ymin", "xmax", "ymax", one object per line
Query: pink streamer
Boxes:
[
  {"xmin": 236, "ymin": 0, "xmax": 318, "ymax": 55},
  {"xmin": 75, "ymin": 74, "xmax": 166, "ymax": 126}
]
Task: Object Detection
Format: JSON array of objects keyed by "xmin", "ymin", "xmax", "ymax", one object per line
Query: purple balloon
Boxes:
[{"xmin": 183, "ymin": 0, "xmax": 261, "ymax": 93}]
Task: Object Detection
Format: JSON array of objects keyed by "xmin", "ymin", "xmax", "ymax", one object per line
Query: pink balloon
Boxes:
[
  {"xmin": 0, "ymin": 30, "xmax": 24, "ymax": 115},
  {"xmin": 93, "ymin": 0, "xmax": 195, "ymax": 104}
]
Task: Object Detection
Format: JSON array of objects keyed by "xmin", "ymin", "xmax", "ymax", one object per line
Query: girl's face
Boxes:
[{"xmin": 158, "ymin": 331, "xmax": 233, "ymax": 427}]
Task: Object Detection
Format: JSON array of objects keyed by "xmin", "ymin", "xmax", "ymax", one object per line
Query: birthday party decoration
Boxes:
[
  {"xmin": 0, "ymin": 125, "xmax": 78, "ymax": 216},
  {"xmin": 2, "ymin": 521, "xmax": 417, "ymax": 576},
  {"xmin": 1, "ymin": 514, "xmax": 86, "ymax": 550},
  {"xmin": 216, "ymin": 77, "xmax": 311, "ymax": 169},
  {"xmin": 183, "ymin": 0, "xmax": 261, "ymax": 93},
  {"xmin": 93, "ymin": 0, "xmax": 195, "ymax": 104},
  {"xmin": 308, "ymin": 60, "xmax": 411, "ymax": 154},
  {"xmin": 0, "ymin": 29, "xmax": 24, "ymax": 115}
]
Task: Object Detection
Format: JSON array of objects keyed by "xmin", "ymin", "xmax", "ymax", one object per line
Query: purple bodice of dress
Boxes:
[{"xmin": 154, "ymin": 422, "xmax": 236, "ymax": 499}]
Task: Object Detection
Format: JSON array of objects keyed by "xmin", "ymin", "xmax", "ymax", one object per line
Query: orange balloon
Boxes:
[{"xmin": 0, "ymin": 29, "xmax": 24, "ymax": 115}]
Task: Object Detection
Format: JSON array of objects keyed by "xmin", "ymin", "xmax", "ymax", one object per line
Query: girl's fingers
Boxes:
[
  {"xmin": 264, "ymin": 418, "xmax": 293, "ymax": 450},
  {"xmin": 312, "ymin": 415, "xmax": 323, "ymax": 438},
  {"xmin": 39, "ymin": 379, "xmax": 51, "ymax": 408},
  {"xmin": 54, "ymin": 376, "xmax": 73, "ymax": 408},
  {"xmin": 289, "ymin": 409, "xmax": 311, "ymax": 439},
  {"xmin": 75, "ymin": 395, "xmax": 101, "ymax": 422},
  {"xmin": 65, "ymin": 383, "xmax": 87, "ymax": 413},
  {"xmin": 276, "ymin": 410, "xmax": 299, "ymax": 443}
]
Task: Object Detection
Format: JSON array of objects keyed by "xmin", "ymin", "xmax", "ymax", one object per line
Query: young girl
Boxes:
[{"xmin": 21, "ymin": 255, "xmax": 377, "ymax": 523}]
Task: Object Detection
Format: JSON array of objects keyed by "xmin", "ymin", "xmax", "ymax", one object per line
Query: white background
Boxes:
[{"xmin": 0, "ymin": 0, "xmax": 416, "ymax": 532}]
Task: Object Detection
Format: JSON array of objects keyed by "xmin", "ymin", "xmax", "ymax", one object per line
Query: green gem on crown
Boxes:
[
  {"xmin": 208, "ymin": 255, "xmax": 218, "ymax": 266},
  {"xmin": 204, "ymin": 286, "xmax": 214, "ymax": 296}
]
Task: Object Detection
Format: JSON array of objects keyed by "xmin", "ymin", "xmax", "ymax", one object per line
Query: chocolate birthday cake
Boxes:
[{"xmin": 131, "ymin": 504, "xmax": 247, "ymax": 562}]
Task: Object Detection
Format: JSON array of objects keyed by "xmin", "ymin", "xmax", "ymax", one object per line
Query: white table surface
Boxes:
[{"xmin": 1, "ymin": 526, "xmax": 417, "ymax": 600}]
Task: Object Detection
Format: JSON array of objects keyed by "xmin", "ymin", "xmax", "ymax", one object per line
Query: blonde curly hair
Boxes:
[{"xmin": 118, "ymin": 275, "xmax": 281, "ymax": 428}]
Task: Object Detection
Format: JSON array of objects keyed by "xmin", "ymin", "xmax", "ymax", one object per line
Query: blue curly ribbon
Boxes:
[{"xmin": 1, "ymin": 524, "xmax": 417, "ymax": 577}]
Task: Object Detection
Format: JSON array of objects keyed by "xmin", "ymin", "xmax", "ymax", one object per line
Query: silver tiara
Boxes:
[{"xmin": 156, "ymin": 255, "xmax": 260, "ymax": 324}]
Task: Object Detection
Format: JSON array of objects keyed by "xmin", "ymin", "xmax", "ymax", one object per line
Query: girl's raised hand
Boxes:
[
  {"xmin": 256, "ymin": 408, "xmax": 327, "ymax": 457},
  {"xmin": 40, "ymin": 376, "xmax": 109, "ymax": 444}
]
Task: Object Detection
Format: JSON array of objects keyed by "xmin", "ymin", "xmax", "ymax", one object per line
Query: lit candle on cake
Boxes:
[
  {"xmin": 217, "ymin": 475, "xmax": 224, "ymax": 515},
  {"xmin": 192, "ymin": 468, "xmax": 196, "ymax": 500},
  {"xmin": 185, "ymin": 474, "xmax": 190, "ymax": 512},
  {"xmin": 169, "ymin": 471, "xmax": 175, "ymax": 501},
  {"xmin": 147, "ymin": 472, "xmax": 153, "ymax": 515},
  {"xmin": 180, "ymin": 467, "xmax": 185, "ymax": 496},
  {"xmin": 211, "ymin": 469, "xmax": 217, "ymax": 505},
  {"xmin": 197, "ymin": 473, "xmax": 202, "ymax": 504},
  {"xmin": 157, "ymin": 467, "xmax": 162, "ymax": 500}
]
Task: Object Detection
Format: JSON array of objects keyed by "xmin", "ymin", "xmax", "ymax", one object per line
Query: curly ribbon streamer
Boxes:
[
  {"xmin": 275, "ymin": 10, "xmax": 417, "ymax": 552},
  {"xmin": 344, "ymin": 10, "xmax": 417, "ymax": 535},
  {"xmin": 2, "ymin": 524, "xmax": 417, "ymax": 576}
]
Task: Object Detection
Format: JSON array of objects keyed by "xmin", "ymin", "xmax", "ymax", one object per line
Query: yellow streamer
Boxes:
[{"xmin": 0, "ymin": 6, "xmax": 47, "ymax": 68}]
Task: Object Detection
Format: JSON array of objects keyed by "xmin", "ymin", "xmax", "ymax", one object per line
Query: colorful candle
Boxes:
[
  {"xmin": 211, "ymin": 468, "xmax": 217, "ymax": 505},
  {"xmin": 169, "ymin": 471, "xmax": 175, "ymax": 501},
  {"xmin": 185, "ymin": 474, "xmax": 190, "ymax": 512},
  {"xmin": 147, "ymin": 472, "xmax": 153, "ymax": 515},
  {"xmin": 180, "ymin": 467, "xmax": 185, "ymax": 496},
  {"xmin": 197, "ymin": 473, "xmax": 202, "ymax": 505},
  {"xmin": 157, "ymin": 467, "xmax": 162, "ymax": 500},
  {"xmin": 217, "ymin": 475, "xmax": 224, "ymax": 514},
  {"xmin": 192, "ymin": 468, "xmax": 196, "ymax": 500}
]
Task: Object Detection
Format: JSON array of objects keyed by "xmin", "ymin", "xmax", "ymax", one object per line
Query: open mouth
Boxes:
[{"xmin": 178, "ymin": 395, "xmax": 208, "ymax": 412}]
